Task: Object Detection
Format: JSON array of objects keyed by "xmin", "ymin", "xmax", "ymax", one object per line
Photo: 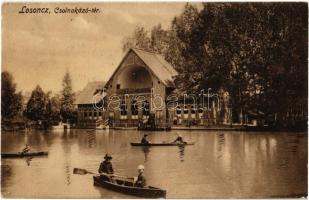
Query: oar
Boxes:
[
  {"xmin": 73, "ymin": 168, "xmax": 95, "ymax": 175},
  {"xmin": 73, "ymin": 168, "xmax": 135, "ymax": 180}
]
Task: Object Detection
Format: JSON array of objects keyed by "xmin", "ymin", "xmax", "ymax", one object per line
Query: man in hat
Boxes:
[
  {"xmin": 98, "ymin": 154, "xmax": 114, "ymax": 175},
  {"xmin": 141, "ymin": 134, "xmax": 150, "ymax": 144},
  {"xmin": 135, "ymin": 164, "xmax": 147, "ymax": 188}
]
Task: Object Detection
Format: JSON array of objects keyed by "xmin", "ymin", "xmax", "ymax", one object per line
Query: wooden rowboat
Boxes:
[
  {"xmin": 93, "ymin": 175, "xmax": 166, "ymax": 198},
  {"xmin": 130, "ymin": 142, "xmax": 195, "ymax": 146},
  {"xmin": 1, "ymin": 151, "xmax": 48, "ymax": 158}
]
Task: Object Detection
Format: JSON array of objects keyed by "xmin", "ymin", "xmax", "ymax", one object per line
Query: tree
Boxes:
[
  {"xmin": 48, "ymin": 94, "xmax": 61, "ymax": 124},
  {"xmin": 60, "ymin": 71, "xmax": 75, "ymax": 123},
  {"xmin": 24, "ymin": 85, "xmax": 48, "ymax": 122},
  {"xmin": 121, "ymin": 3, "xmax": 308, "ymax": 129},
  {"xmin": 44, "ymin": 93, "xmax": 62, "ymax": 125},
  {"xmin": 1, "ymin": 71, "xmax": 23, "ymax": 123},
  {"xmin": 122, "ymin": 26, "xmax": 152, "ymax": 52},
  {"xmin": 203, "ymin": 3, "xmax": 307, "ymax": 127}
]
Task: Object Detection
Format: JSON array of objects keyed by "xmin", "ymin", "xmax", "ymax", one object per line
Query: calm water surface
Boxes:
[{"xmin": 1, "ymin": 129, "xmax": 307, "ymax": 198}]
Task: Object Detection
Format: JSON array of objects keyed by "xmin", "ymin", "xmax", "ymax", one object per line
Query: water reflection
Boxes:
[
  {"xmin": 1, "ymin": 130, "xmax": 307, "ymax": 198},
  {"xmin": 1, "ymin": 164, "xmax": 12, "ymax": 188},
  {"xmin": 25, "ymin": 157, "xmax": 32, "ymax": 166},
  {"xmin": 216, "ymin": 133, "xmax": 225, "ymax": 159},
  {"xmin": 277, "ymin": 134, "xmax": 302, "ymax": 170},
  {"xmin": 87, "ymin": 130, "xmax": 96, "ymax": 148},
  {"xmin": 178, "ymin": 145, "xmax": 185, "ymax": 162},
  {"xmin": 65, "ymin": 165, "xmax": 71, "ymax": 185},
  {"xmin": 141, "ymin": 146, "xmax": 150, "ymax": 163}
]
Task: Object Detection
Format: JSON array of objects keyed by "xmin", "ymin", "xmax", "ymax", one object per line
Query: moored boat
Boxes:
[
  {"xmin": 93, "ymin": 175, "xmax": 166, "ymax": 198},
  {"xmin": 130, "ymin": 142, "xmax": 194, "ymax": 146},
  {"xmin": 2, "ymin": 151, "xmax": 48, "ymax": 158}
]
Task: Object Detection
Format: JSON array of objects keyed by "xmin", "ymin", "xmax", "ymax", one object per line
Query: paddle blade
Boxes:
[{"xmin": 73, "ymin": 168, "xmax": 94, "ymax": 175}]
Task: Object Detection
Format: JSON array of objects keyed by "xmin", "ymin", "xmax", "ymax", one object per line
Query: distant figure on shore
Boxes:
[
  {"xmin": 21, "ymin": 144, "xmax": 30, "ymax": 154},
  {"xmin": 135, "ymin": 165, "xmax": 146, "ymax": 188},
  {"xmin": 141, "ymin": 134, "xmax": 150, "ymax": 144},
  {"xmin": 98, "ymin": 154, "xmax": 114, "ymax": 175},
  {"xmin": 173, "ymin": 133, "xmax": 185, "ymax": 143}
]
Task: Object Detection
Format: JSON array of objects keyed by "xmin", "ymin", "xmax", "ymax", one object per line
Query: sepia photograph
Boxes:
[{"xmin": 1, "ymin": 2, "xmax": 308, "ymax": 198}]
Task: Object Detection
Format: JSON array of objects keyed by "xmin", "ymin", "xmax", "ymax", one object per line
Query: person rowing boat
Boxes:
[
  {"xmin": 135, "ymin": 165, "xmax": 147, "ymax": 188},
  {"xmin": 173, "ymin": 133, "xmax": 186, "ymax": 144},
  {"xmin": 21, "ymin": 144, "xmax": 30, "ymax": 155},
  {"xmin": 98, "ymin": 154, "xmax": 114, "ymax": 181},
  {"xmin": 141, "ymin": 134, "xmax": 150, "ymax": 144}
]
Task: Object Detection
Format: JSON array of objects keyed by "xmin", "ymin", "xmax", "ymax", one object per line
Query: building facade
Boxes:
[
  {"xmin": 76, "ymin": 48, "xmax": 231, "ymax": 128},
  {"xmin": 75, "ymin": 81, "xmax": 105, "ymax": 128},
  {"xmin": 103, "ymin": 48, "xmax": 178, "ymax": 127}
]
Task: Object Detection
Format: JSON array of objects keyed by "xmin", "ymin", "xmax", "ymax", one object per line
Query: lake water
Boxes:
[{"xmin": 1, "ymin": 129, "xmax": 307, "ymax": 198}]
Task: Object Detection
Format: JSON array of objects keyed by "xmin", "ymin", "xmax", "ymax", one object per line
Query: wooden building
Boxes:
[
  {"xmin": 104, "ymin": 48, "xmax": 178, "ymax": 128},
  {"xmin": 76, "ymin": 48, "xmax": 231, "ymax": 128},
  {"xmin": 75, "ymin": 81, "xmax": 105, "ymax": 128}
]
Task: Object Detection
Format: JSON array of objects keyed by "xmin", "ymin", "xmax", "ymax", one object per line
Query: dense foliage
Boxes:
[
  {"xmin": 1, "ymin": 71, "xmax": 23, "ymax": 123},
  {"xmin": 122, "ymin": 3, "xmax": 308, "ymax": 129},
  {"xmin": 60, "ymin": 72, "xmax": 76, "ymax": 123}
]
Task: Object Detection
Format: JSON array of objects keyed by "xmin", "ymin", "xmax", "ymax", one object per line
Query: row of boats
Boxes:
[
  {"xmin": 1, "ymin": 140, "xmax": 194, "ymax": 198},
  {"xmin": 1, "ymin": 141, "xmax": 194, "ymax": 158}
]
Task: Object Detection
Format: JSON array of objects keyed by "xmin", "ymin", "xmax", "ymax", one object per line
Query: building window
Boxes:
[
  {"xmin": 176, "ymin": 106, "xmax": 181, "ymax": 116},
  {"xmin": 142, "ymin": 100, "xmax": 150, "ymax": 117},
  {"xmin": 88, "ymin": 111, "xmax": 92, "ymax": 120},
  {"xmin": 184, "ymin": 106, "xmax": 189, "ymax": 119},
  {"xmin": 131, "ymin": 100, "xmax": 138, "ymax": 119},
  {"xmin": 198, "ymin": 107, "xmax": 204, "ymax": 120},
  {"xmin": 120, "ymin": 99, "xmax": 127, "ymax": 119},
  {"xmin": 116, "ymin": 84, "xmax": 120, "ymax": 89},
  {"xmin": 158, "ymin": 81, "xmax": 160, "ymax": 84},
  {"xmin": 191, "ymin": 107, "xmax": 196, "ymax": 119}
]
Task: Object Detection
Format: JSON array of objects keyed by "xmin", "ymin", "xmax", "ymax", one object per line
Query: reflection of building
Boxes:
[{"xmin": 75, "ymin": 81, "xmax": 105, "ymax": 128}]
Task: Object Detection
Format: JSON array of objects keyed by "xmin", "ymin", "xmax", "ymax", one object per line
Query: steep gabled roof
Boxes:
[
  {"xmin": 75, "ymin": 81, "xmax": 105, "ymax": 105},
  {"xmin": 106, "ymin": 48, "xmax": 178, "ymax": 88}
]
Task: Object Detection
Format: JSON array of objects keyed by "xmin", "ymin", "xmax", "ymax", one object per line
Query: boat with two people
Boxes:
[
  {"xmin": 131, "ymin": 133, "xmax": 195, "ymax": 146},
  {"xmin": 73, "ymin": 153, "xmax": 166, "ymax": 198}
]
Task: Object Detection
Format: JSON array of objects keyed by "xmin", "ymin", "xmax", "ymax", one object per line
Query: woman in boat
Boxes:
[
  {"xmin": 98, "ymin": 154, "xmax": 114, "ymax": 174},
  {"xmin": 141, "ymin": 134, "xmax": 150, "ymax": 144},
  {"xmin": 21, "ymin": 144, "xmax": 30, "ymax": 154},
  {"xmin": 135, "ymin": 165, "xmax": 147, "ymax": 188}
]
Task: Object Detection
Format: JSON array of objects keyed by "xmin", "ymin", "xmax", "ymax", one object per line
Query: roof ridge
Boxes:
[{"xmin": 132, "ymin": 48, "xmax": 161, "ymax": 56}]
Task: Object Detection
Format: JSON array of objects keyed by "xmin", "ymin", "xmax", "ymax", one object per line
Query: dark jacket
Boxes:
[
  {"xmin": 174, "ymin": 136, "xmax": 184, "ymax": 143},
  {"xmin": 22, "ymin": 146, "xmax": 30, "ymax": 154},
  {"xmin": 98, "ymin": 160, "xmax": 114, "ymax": 174},
  {"xmin": 141, "ymin": 137, "xmax": 149, "ymax": 144},
  {"xmin": 135, "ymin": 173, "xmax": 146, "ymax": 188}
]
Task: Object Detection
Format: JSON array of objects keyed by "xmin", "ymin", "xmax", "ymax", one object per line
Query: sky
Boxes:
[{"xmin": 2, "ymin": 2, "xmax": 201, "ymax": 94}]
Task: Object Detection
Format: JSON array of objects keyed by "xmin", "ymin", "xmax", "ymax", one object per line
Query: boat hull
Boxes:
[
  {"xmin": 93, "ymin": 176, "xmax": 166, "ymax": 198},
  {"xmin": 130, "ymin": 142, "xmax": 194, "ymax": 146},
  {"xmin": 1, "ymin": 151, "xmax": 48, "ymax": 158}
]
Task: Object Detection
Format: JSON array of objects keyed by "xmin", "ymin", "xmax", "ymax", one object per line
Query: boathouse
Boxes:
[
  {"xmin": 75, "ymin": 81, "xmax": 105, "ymax": 128},
  {"xmin": 76, "ymin": 48, "xmax": 231, "ymax": 128},
  {"xmin": 104, "ymin": 48, "xmax": 178, "ymax": 127}
]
